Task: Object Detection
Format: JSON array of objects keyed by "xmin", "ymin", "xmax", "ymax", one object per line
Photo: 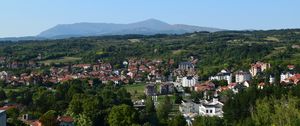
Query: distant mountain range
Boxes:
[{"xmin": 1, "ymin": 19, "xmax": 225, "ymax": 41}]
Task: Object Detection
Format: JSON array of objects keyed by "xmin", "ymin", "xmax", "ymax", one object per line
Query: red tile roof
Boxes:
[{"xmin": 58, "ymin": 116, "xmax": 74, "ymax": 123}]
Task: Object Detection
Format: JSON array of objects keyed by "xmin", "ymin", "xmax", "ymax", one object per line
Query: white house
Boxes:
[
  {"xmin": 280, "ymin": 72, "xmax": 295, "ymax": 83},
  {"xmin": 182, "ymin": 76, "xmax": 198, "ymax": 88},
  {"xmin": 179, "ymin": 100, "xmax": 200, "ymax": 115},
  {"xmin": 235, "ymin": 71, "xmax": 251, "ymax": 83},
  {"xmin": 199, "ymin": 97, "xmax": 224, "ymax": 118},
  {"xmin": 269, "ymin": 75, "xmax": 275, "ymax": 84},
  {"xmin": 0, "ymin": 71, "xmax": 8, "ymax": 80},
  {"xmin": 209, "ymin": 70, "xmax": 232, "ymax": 84},
  {"xmin": 243, "ymin": 81, "xmax": 250, "ymax": 88}
]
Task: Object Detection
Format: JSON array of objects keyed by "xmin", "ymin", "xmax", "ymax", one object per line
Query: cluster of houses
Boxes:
[
  {"xmin": 147, "ymin": 61, "xmax": 299, "ymax": 125},
  {"xmin": 1, "ymin": 54, "xmax": 300, "ymax": 125},
  {"xmin": 0, "ymin": 105, "xmax": 74, "ymax": 126},
  {"xmin": 0, "ymin": 58, "xmax": 174, "ymax": 87}
]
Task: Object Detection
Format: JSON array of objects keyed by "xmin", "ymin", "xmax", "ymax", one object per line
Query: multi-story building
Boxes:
[
  {"xmin": 199, "ymin": 97, "xmax": 224, "ymax": 117},
  {"xmin": 182, "ymin": 76, "xmax": 198, "ymax": 88},
  {"xmin": 249, "ymin": 61, "xmax": 270, "ymax": 77},
  {"xmin": 209, "ymin": 70, "xmax": 232, "ymax": 84},
  {"xmin": 235, "ymin": 71, "xmax": 251, "ymax": 83}
]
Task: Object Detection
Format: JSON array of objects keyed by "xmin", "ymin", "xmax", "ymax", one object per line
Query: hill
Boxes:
[{"xmin": 37, "ymin": 19, "xmax": 224, "ymax": 38}]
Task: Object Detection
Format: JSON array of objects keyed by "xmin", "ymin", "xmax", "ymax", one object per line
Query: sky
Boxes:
[{"xmin": 0, "ymin": 0, "xmax": 300, "ymax": 37}]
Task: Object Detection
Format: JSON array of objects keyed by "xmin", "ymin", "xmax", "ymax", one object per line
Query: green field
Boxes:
[
  {"xmin": 123, "ymin": 83, "xmax": 146, "ymax": 100},
  {"xmin": 40, "ymin": 57, "xmax": 82, "ymax": 65}
]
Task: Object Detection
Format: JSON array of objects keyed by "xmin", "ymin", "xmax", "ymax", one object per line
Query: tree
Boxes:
[
  {"xmin": 75, "ymin": 114, "xmax": 93, "ymax": 126},
  {"xmin": 145, "ymin": 97, "xmax": 158, "ymax": 125},
  {"xmin": 82, "ymin": 95, "xmax": 102, "ymax": 126},
  {"xmin": 157, "ymin": 95, "xmax": 171, "ymax": 124},
  {"xmin": 6, "ymin": 108, "xmax": 20, "ymax": 119},
  {"xmin": 174, "ymin": 93, "xmax": 183, "ymax": 104},
  {"xmin": 67, "ymin": 94, "xmax": 84, "ymax": 115},
  {"xmin": 0, "ymin": 89, "xmax": 7, "ymax": 101},
  {"xmin": 168, "ymin": 114, "xmax": 186, "ymax": 126},
  {"xmin": 252, "ymin": 95, "xmax": 300, "ymax": 126},
  {"xmin": 193, "ymin": 116, "xmax": 224, "ymax": 126},
  {"xmin": 108, "ymin": 104, "xmax": 138, "ymax": 126},
  {"xmin": 39, "ymin": 110, "xmax": 59, "ymax": 126}
]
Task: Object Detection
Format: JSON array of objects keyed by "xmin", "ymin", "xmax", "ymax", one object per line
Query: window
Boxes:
[
  {"xmin": 206, "ymin": 110, "xmax": 209, "ymax": 113},
  {"xmin": 210, "ymin": 110, "xmax": 213, "ymax": 113}
]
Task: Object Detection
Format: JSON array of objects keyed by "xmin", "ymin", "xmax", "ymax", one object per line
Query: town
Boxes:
[{"xmin": 0, "ymin": 52, "xmax": 299, "ymax": 126}]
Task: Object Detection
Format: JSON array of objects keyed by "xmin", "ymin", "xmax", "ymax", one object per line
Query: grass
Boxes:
[
  {"xmin": 128, "ymin": 39, "xmax": 141, "ymax": 43},
  {"xmin": 40, "ymin": 56, "xmax": 81, "ymax": 65},
  {"xmin": 96, "ymin": 51, "xmax": 105, "ymax": 55},
  {"xmin": 172, "ymin": 49, "xmax": 186, "ymax": 55},
  {"xmin": 265, "ymin": 47, "xmax": 286, "ymax": 59},
  {"xmin": 123, "ymin": 83, "xmax": 146, "ymax": 100},
  {"xmin": 264, "ymin": 36, "xmax": 280, "ymax": 42}
]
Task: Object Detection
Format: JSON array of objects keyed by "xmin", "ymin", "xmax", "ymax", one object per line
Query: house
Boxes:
[
  {"xmin": 145, "ymin": 83, "xmax": 157, "ymax": 96},
  {"xmin": 159, "ymin": 83, "xmax": 174, "ymax": 95},
  {"xmin": 29, "ymin": 120, "xmax": 42, "ymax": 126},
  {"xmin": 0, "ymin": 57, "xmax": 6, "ymax": 63},
  {"xmin": 178, "ymin": 62, "xmax": 194, "ymax": 71},
  {"xmin": 182, "ymin": 76, "xmax": 198, "ymax": 88},
  {"xmin": 194, "ymin": 81, "xmax": 215, "ymax": 92},
  {"xmin": 287, "ymin": 65, "xmax": 295, "ymax": 70},
  {"xmin": 269, "ymin": 75, "xmax": 275, "ymax": 84},
  {"xmin": 0, "ymin": 110, "xmax": 6, "ymax": 126},
  {"xmin": 0, "ymin": 71, "xmax": 8, "ymax": 80},
  {"xmin": 249, "ymin": 61, "xmax": 270, "ymax": 77},
  {"xmin": 209, "ymin": 70, "xmax": 232, "ymax": 84},
  {"xmin": 199, "ymin": 96, "xmax": 224, "ymax": 117},
  {"xmin": 235, "ymin": 71, "xmax": 251, "ymax": 83},
  {"xmin": 93, "ymin": 64, "xmax": 101, "ymax": 71},
  {"xmin": 258, "ymin": 82, "xmax": 265, "ymax": 89},
  {"xmin": 179, "ymin": 100, "xmax": 200, "ymax": 116},
  {"xmin": 289, "ymin": 74, "xmax": 300, "ymax": 84},
  {"xmin": 58, "ymin": 116, "xmax": 74, "ymax": 126},
  {"xmin": 73, "ymin": 64, "xmax": 91, "ymax": 70},
  {"xmin": 280, "ymin": 72, "xmax": 295, "ymax": 83},
  {"xmin": 243, "ymin": 81, "xmax": 250, "ymax": 87}
]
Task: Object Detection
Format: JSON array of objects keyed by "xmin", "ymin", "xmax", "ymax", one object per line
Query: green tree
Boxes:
[
  {"xmin": 108, "ymin": 104, "xmax": 138, "ymax": 126},
  {"xmin": 75, "ymin": 114, "xmax": 93, "ymax": 126},
  {"xmin": 67, "ymin": 94, "xmax": 84, "ymax": 115},
  {"xmin": 0, "ymin": 89, "xmax": 7, "ymax": 101},
  {"xmin": 157, "ymin": 95, "xmax": 171, "ymax": 124},
  {"xmin": 168, "ymin": 114, "xmax": 186, "ymax": 126},
  {"xmin": 193, "ymin": 116, "xmax": 224, "ymax": 126},
  {"xmin": 39, "ymin": 110, "xmax": 59, "ymax": 126},
  {"xmin": 6, "ymin": 108, "xmax": 20, "ymax": 119},
  {"xmin": 252, "ymin": 95, "xmax": 300, "ymax": 126},
  {"xmin": 145, "ymin": 97, "xmax": 158, "ymax": 125}
]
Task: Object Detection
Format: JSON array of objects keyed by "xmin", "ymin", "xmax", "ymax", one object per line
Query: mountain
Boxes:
[{"xmin": 37, "ymin": 19, "xmax": 225, "ymax": 38}]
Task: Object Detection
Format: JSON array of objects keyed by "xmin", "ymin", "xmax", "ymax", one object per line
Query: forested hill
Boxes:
[{"xmin": 0, "ymin": 29, "xmax": 300, "ymax": 78}]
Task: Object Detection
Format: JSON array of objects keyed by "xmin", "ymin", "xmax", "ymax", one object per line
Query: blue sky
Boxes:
[{"xmin": 0, "ymin": 0, "xmax": 299, "ymax": 37}]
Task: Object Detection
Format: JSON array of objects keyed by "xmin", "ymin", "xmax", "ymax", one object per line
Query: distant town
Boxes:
[{"xmin": 0, "ymin": 53, "xmax": 299, "ymax": 125}]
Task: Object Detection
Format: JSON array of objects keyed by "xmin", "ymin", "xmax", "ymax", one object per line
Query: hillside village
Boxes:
[{"xmin": 0, "ymin": 54, "xmax": 300, "ymax": 125}]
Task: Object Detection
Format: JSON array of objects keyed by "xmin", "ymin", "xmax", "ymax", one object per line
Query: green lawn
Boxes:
[
  {"xmin": 123, "ymin": 83, "xmax": 146, "ymax": 100},
  {"xmin": 40, "ymin": 56, "xmax": 81, "ymax": 65}
]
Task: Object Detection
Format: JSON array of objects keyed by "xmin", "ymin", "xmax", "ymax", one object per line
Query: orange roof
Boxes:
[
  {"xmin": 58, "ymin": 116, "xmax": 74, "ymax": 123},
  {"xmin": 0, "ymin": 105, "xmax": 17, "ymax": 110},
  {"xmin": 258, "ymin": 82, "xmax": 265, "ymax": 86},
  {"xmin": 30, "ymin": 120, "xmax": 42, "ymax": 126}
]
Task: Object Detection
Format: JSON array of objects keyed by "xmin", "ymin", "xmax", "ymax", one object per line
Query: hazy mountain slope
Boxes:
[{"xmin": 37, "ymin": 19, "xmax": 225, "ymax": 38}]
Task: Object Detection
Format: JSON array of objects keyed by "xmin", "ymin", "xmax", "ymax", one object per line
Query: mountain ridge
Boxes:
[{"xmin": 37, "ymin": 19, "xmax": 225, "ymax": 38}]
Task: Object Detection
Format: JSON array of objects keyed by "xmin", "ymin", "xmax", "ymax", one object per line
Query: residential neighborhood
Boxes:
[{"xmin": 1, "ymin": 53, "xmax": 300, "ymax": 125}]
